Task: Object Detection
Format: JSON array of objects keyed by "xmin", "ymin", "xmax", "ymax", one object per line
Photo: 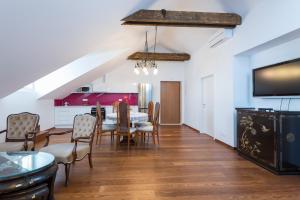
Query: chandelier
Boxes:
[{"xmin": 134, "ymin": 27, "xmax": 158, "ymax": 75}]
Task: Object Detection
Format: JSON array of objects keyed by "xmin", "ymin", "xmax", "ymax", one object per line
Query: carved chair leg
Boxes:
[
  {"xmin": 111, "ymin": 131, "xmax": 114, "ymax": 142},
  {"xmin": 24, "ymin": 144, "xmax": 28, "ymax": 151},
  {"xmin": 64, "ymin": 163, "xmax": 71, "ymax": 187},
  {"xmin": 152, "ymin": 132, "xmax": 156, "ymax": 144},
  {"xmin": 99, "ymin": 133, "xmax": 102, "ymax": 145},
  {"xmin": 117, "ymin": 135, "xmax": 120, "ymax": 146},
  {"xmin": 88, "ymin": 153, "xmax": 93, "ymax": 168},
  {"xmin": 135, "ymin": 132, "xmax": 139, "ymax": 146},
  {"xmin": 96, "ymin": 133, "xmax": 99, "ymax": 145},
  {"xmin": 157, "ymin": 132, "xmax": 160, "ymax": 144},
  {"xmin": 127, "ymin": 133, "xmax": 130, "ymax": 148}
]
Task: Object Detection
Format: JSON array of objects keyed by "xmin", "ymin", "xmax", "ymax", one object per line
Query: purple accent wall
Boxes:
[{"xmin": 54, "ymin": 93, "xmax": 138, "ymax": 106}]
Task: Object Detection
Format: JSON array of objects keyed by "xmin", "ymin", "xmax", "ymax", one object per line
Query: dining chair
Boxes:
[
  {"xmin": 116, "ymin": 101, "xmax": 136, "ymax": 148},
  {"xmin": 0, "ymin": 112, "xmax": 40, "ymax": 152},
  {"xmin": 135, "ymin": 101, "xmax": 154, "ymax": 127},
  {"xmin": 40, "ymin": 114, "xmax": 96, "ymax": 186},
  {"xmin": 112, "ymin": 101, "xmax": 119, "ymax": 113},
  {"xmin": 136, "ymin": 102, "xmax": 160, "ymax": 145},
  {"xmin": 95, "ymin": 102, "xmax": 116, "ymax": 145}
]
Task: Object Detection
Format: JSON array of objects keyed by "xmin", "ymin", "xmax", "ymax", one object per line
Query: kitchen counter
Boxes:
[{"xmin": 54, "ymin": 105, "xmax": 138, "ymax": 128}]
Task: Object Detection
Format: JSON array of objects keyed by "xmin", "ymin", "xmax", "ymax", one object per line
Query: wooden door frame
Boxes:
[{"xmin": 160, "ymin": 81, "xmax": 182, "ymax": 125}]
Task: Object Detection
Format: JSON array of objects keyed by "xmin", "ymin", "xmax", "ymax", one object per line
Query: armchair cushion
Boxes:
[
  {"xmin": 7, "ymin": 113, "xmax": 39, "ymax": 140},
  {"xmin": 0, "ymin": 141, "xmax": 33, "ymax": 152},
  {"xmin": 40, "ymin": 143, "xmax": 89, "ymax": 163}
]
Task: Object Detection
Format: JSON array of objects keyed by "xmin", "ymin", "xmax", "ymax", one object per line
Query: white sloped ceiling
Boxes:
[{"xmin": 0, "ymin": 0, "xmax": 259, "ymax": 99}]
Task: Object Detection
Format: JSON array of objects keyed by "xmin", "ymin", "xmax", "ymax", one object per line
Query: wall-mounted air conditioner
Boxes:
[{"xmin": 208, "ymin": 29, "xmax": 233, "ymax": 48}]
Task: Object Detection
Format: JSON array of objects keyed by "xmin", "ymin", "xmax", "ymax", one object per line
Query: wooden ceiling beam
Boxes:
[
  {"xmin": 128, "ymin": 52, "xmax": 190, "ymax": 61},
  {"xmin": 122, "ymin": 9, "xmax": 241, "ymax": 28}
]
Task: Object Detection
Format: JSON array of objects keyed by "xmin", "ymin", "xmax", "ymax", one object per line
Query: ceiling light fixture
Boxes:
[{"xmin": 134, "ymin": 26, "xmax": 158, "ymax": 75}]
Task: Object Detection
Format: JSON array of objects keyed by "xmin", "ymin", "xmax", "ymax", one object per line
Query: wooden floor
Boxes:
[{"xmin": 38, "ymin": 125, "xmax": 300, "ymax": 200}]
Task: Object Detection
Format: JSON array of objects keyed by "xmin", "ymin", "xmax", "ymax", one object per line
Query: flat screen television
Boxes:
[{"xmin": 253, "ymin": 58, "xmax": 300, "ymax": 96}]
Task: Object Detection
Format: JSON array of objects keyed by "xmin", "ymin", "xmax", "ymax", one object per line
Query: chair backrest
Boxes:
[
  {"xmin": 153, "ymin": 102, "xmax": 160, "ymax": 128},
  {"xmin": 148, "ymin": 101, "xmax": 154, "ymax": 122},
  {"xmin": 112, "ymin": 101, "xmax": 119, "ymax": 113},
  {"xmin": 96, "ymin": 101, "xmax": 103, "ymax": 133},
  {"xmin": 96, "ymin": 102, "xmax": 102, "ymax": 123},
  {"xmin": 117, "ymin": 101, "xmax": 130, "ymax": 132},
  {"xmin": 6, "ymin": 112, "xmax": 39, "ymax": 140},
  {"xmin": 72, "ymin": 114, "xmax": 97, "ymax": 140}
]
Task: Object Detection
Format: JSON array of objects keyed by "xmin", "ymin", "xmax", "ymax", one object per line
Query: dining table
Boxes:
[
  {"xmin": 106, "ymin": 112, "xmax": 148, "ymax": 124},
  {"xmin": 106, "ymin": 112, "xmax": 148, "ymax": 144}
]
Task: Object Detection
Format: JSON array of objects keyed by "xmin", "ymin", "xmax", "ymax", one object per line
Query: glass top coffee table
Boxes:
[
  {"xmin": 0, "ymin": 151, "xmax": 57, "ymax": 200},
  {"xmin": 0, "ymin": 151, "xmax": 55, "ymax": 181}
]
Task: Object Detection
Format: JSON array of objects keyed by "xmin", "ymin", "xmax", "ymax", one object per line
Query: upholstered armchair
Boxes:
[
  {"xmin": 0, "ymin": 112, "xmax": 40, "ymax": 152},
  {"xmin": 40, "ymin": 114, "xmax": 96, "ymax": 186}
]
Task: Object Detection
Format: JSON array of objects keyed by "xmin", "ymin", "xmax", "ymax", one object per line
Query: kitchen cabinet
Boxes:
[{"xmin": 54, "ymin": 106, "xmax": 138, "ymax": 128}]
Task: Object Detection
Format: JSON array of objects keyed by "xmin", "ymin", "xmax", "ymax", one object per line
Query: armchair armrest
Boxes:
[
  {"xmin": 0, "ymin": 130, "xmax": 7, "ymax": 134},
  {"xmin": 72, "ymin": 135, "xmax": 93, "ymax": 163},
  {"xmin": 74, "ymin": 136, "xmax": 92, "ymax": 143},
  {"xmin": 43, "ymin": 129, "xmax": 73, "ymax": 147},
  {"xmin": 24, "ymin": 131, "xmax": 38, "ymax": 151},
  {"xmin": 25, "ymin": 131, "xmax": 38, "ymax": 139}
]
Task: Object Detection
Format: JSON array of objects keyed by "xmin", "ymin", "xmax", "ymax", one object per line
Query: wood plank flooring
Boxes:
[{"xmin": 38, "ymin": 125, "xmax": 300, "ymax": 200}]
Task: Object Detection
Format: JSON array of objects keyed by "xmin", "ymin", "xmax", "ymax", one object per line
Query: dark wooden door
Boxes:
[{"xmin": 160, "ymin": 81, "xmax": 181, "ymax": 124}]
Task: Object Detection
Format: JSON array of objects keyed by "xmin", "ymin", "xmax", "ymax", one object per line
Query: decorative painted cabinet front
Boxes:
[
  {"xmin": 237, "ymin": 110, "xmax": 277, "ymax": 169},
  {"xmin": 236, "ymin": 109, "xmax": 300, "ymax": 174}
]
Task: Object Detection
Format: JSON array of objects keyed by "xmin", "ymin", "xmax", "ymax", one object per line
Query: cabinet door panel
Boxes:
[
  {"xmin": 280, "ymin": 115, "xmax": 300, "ymax": 170},
  {"xmin": 237, "ymin": 111, "xmax": 277, "ymax": 168}
]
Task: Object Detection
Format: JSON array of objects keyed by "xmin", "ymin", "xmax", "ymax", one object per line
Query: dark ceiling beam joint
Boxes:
[
  {"xmin": 122, "ymin": 9, "xmax": 242, "ymax": 28},
  {"xmin": 128, "ymin": 52, "xmax": 191, "ymax": 62}
]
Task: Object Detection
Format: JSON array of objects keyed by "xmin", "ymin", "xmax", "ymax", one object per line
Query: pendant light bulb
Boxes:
[
  {"xmin": 153, "ymin": 68, "xmax": 158, "ymax": 75},
  {"xmin": 134, "ymin": 67, "xmax": 140, "ymax": 75},
  {"xmin": 143, "ymin": 67, "xmax": 149, "ymax": 75}
]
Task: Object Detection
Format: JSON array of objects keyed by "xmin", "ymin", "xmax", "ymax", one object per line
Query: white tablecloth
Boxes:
[{"xmin": 106, "ymin": 112, "xmax": 148, "ymax": 122}]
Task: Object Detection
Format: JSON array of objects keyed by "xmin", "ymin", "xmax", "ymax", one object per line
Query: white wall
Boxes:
[
  {"xmin": 250, "ymin": 37, "xmax": 300, "ymax": 111},
  {"xmin": 92, "ymin": 60, "xmax": 186, "ymax": 122},
  {"xmin": 184, "ymin": 42, "xmax": 236, "ymax": 146},
  {"xmin": 0, "ymin": 87, "xmax": 54, "ymax": 142},
  {"xmin": 184, "ymin": 0, "xmax": 300, "ymax": 147}
]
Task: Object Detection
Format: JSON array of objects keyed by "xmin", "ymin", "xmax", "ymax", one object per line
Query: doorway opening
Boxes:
[
  {"xmin": 201, "ymin": 75, "xmax": 214, "ymax": 138},
  {"xmin": 160, "ymin": 81, "xmax": 181, "ymax": 125}
]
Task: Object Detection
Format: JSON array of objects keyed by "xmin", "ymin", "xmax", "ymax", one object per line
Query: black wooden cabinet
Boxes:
[
  {"xmin": 0, "ymin": 152, "xmax": 58, "ymax": 200},
  {"xmin": 0, "ymin": 164, "xmax": 57, "ymax": 200},
  {"xmin": 236, "ymin": 109, "xmax": 300, "ymax": 174}
]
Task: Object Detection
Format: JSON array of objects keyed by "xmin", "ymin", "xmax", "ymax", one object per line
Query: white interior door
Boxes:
[{"xmin": 201, "ymin": 75, "xmax": 214, "ymax": 138}]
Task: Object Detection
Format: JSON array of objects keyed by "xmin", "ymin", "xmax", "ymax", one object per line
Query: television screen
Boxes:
[{"xmin": 253, "ymin": 59, "xmax": 300, "ymax": 96}]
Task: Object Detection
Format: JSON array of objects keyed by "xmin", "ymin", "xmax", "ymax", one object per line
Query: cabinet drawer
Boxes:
[{"xmin": 0, "ymin": 183, "xmax": 49, "ymax": 200}]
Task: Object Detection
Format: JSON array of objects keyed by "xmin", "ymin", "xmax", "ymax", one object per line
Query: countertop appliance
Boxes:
[
  {"xmin": 138, "ymin": 83, "xmax": 152, "ymax": 113},
  {"xmin": 91, "ymin": 107, "xmax": 106, "ymax": 119}
]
